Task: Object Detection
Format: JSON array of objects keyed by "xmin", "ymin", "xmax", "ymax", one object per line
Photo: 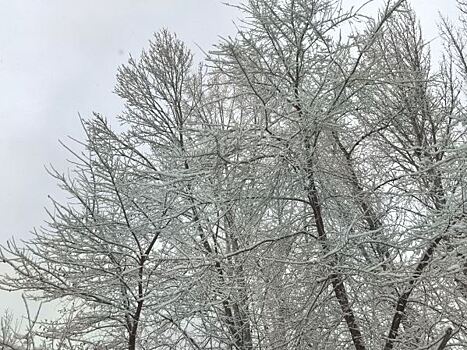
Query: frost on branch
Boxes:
[{"xmin": 2, "ymin": 0, "xmax": 467, "ymax": 349}]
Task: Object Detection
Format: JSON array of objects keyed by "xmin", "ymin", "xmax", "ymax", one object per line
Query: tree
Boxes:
[{"xmin": 2, "ymin": 0, "xmax": 467, "ymax": 349}]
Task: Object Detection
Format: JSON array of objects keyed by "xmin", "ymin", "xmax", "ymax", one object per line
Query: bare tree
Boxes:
[{"xmin": 2, "ymin": 1, "xmax": 467, "ymax": 349}]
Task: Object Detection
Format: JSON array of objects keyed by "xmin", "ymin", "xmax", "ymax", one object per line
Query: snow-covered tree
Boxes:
[{"xmin": 2, "ymin": 1, "xmax": 467, "ymax": 349}]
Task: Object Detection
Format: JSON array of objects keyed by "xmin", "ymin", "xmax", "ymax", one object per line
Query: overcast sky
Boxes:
[
  {"xmin": 0, "ymin": 0, "xmax": 459, "ymax": 317},
  {"xmin": 0, "ymin": 0, "xmax": 243, "ymax": 242}
]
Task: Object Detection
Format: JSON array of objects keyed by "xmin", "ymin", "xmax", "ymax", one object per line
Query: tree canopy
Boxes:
[{"xmin": 2, "ymin": 0, "xmax": 467, "ymax": 349}]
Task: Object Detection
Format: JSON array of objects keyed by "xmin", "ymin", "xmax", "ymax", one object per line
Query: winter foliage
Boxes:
[{"xmin": 2, "ymin": 0, "xmax": 467, "ymax": 349}]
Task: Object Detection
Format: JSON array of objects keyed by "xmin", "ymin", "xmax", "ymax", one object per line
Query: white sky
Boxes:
[
  {"xmin": 0, "ymin": 0, "xmax": 242, "ymax": 243},
  {"xmin": 0, "ymin": 0, "xmax": 459, "ymax": 319}
]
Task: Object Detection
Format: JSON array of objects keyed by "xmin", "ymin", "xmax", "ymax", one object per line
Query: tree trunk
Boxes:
[{"xmin": 304, "ymin": 143, "xmax": 366, "ymax": 350}]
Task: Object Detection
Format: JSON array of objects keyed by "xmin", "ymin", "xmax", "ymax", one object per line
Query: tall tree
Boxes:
[{"xmin": 2, "ymin": 1, "xmax": 467, "ymax": 349}]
